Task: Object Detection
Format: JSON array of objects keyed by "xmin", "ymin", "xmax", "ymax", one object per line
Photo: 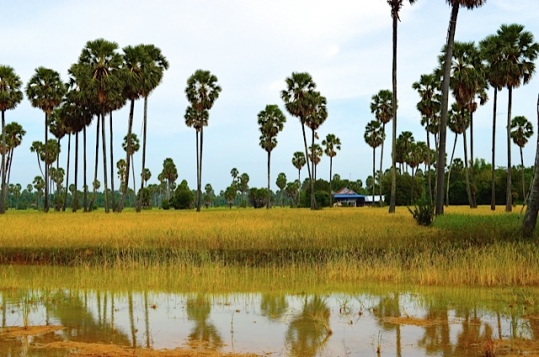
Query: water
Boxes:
[{"xmin": 1, "ymin": 287, "xmax": 538, "ymax": 356}]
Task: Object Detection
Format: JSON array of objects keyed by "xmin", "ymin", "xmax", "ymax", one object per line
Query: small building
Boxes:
[{"xmin": 333, "ymin": 187, "xmax": 366, "ymax": 207}]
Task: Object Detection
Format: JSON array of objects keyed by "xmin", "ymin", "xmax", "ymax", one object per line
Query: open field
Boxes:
[{"xmin": 0, "ymin": 206, "xmax": 537, "ymax": 287}]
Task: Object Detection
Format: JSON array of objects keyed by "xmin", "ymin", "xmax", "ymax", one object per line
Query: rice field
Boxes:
[{"xmin": 0, "ymin": 206, "xmax": 537, "ymax": 287}]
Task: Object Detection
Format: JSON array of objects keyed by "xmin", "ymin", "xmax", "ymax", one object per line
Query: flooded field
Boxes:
[{"xmin": 2, "ymin": 286, "xmax": 539, "ymax": 356}]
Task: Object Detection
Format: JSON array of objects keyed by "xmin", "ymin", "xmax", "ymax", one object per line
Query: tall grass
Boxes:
[{"xmin": 0, "ymin": 206, "xmax": 537, "ymax": 286}]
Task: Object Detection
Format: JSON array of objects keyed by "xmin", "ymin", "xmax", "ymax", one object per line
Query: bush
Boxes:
[
  {"xmin": 407, "ymin": 195, "xmax": 435, "ymax": 226},
  {"xmin": 172, "ymin": 181, "xmax": 194, "ymax": 210}
]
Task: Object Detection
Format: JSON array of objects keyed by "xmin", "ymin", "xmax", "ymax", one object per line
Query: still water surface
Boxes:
[{"xmin": 1, "ymin": 286, "xmax": 538, "ymax": 356}]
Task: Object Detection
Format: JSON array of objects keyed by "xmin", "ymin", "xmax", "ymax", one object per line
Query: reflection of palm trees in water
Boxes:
[
  {"xmin": 285, "ymin": 295, "xmax": 332, "ymax": 357},
  {"xmin": 260, "ymin": 293, "xmax": 288, "ymax": 321},
  {"xmin": 186, "ymin": 294, "xmax": 223, "ymax": 350},
  {"xmin": 417, "ymin": 297, "xmax": 452, "ymax": 356},
  {"xmin": 374, "ymin": 292, "xmax": 403, "ymax": 357}
]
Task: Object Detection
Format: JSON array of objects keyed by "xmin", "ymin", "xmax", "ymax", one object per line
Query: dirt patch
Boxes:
[
  {"xmin": 383, "ymin": 316, "xmax": 444, "ymax": 326},
  {"xmin": 1, "ymin": 325, "xmax": 262, "ymax": 356},
  {"xmin": 0, "ymin": 325, "xmax": 65, "ymax": 338}
]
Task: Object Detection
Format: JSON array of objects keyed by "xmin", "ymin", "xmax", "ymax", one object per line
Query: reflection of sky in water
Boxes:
[{"xmin": 0, "ymin": 290, "xmax": 533, "ymax": 356}]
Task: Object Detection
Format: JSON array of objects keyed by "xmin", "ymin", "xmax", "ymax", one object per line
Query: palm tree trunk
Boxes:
[
  {"xmin": 491, "ymin": 88, "xmax": 498, "ymax": 210},
  {"xmin": 436, "ymin": 4, "xmax": 460, "ymax": 215},
  {"xmin": 446, "ymin": 133, "xmax": 458, "ymax": 206},
  {"xmin": 469, "ymin": 110, "xmax": 477, "ymax": 208},
  {"xmin": 300, "ymin": 124, "xmax": 313, "ymax": 209},
  {"xmin": 426, "ymin": 129, "xmax": 433, "ymax": 205},
  {"xmin": 83, "ymin": 126, "xmax": 88, "ymax": 212},
  {"xmin": 89, "ymin": 116, "xmax": 100, "ymax": 211},
  {"xmin": 522, "ymin": 94, "xmax": 539, "ymax": 237},
  {"xmin": 463, "ymin": 128, "xmax": 473, "ymax": 208},
  {"xmin": 137, "ymin": 96, "xmax": 149, "ymax": 212},
  {"xmin": 74, "ymin": 132, "xmax": 79, "ymax": 212},
  {"xmin": 267, "ymin": 150, "xmax": 271, "ymax": 209},
  {"xmin": 389, "ymin": 13, "xmax": 398, "ymax": 214},
  {"xmin": 109, "ymin": 111, "xmax": 115, "ymax": 211},
  {"xmin": 372, "ymin": 147, "xmax": 376, "ymax": 204},
  {"xmin": 101, "ymin": 112, "xmax": 109, "ymax": 213},
  {"xmin": 329, "ymin": 156, "xmax": 334, "ymax": 207},
  {"xmin": 131, "ymin": 153, "xmax": 136, "ymax": 205},
  {"xmin": 506, "ymin": 86, "xmax": 513, "ymax": 212},
  {"xmin": 310, "ymin": 128, "xmax": 317, "ymax": 209},
  {"xmin": 44, "ymin": 113, "xmax": 50, "ymax": 213},
  {"xmin": 63, "ymin": 133, "xmax": 71, "ymax": 211},
  {"xmin": 380, "ymin": 123, "xmax": 386, "ymax": 206},
  {"xmin": 520, "ymin": 147, "xmax": 526, "ymax": 203},
  {"xmin": 197, "ymin": 125, "xmax": 204, "ymax": 212},
  {"xmin": 0, "ymin": 111, "xmax": 6, "ymax": 214},
  {"xmin": 55, "ymin": 139, "xmax": 61, "ymax": 211},
  {"xmin": 117, "ymin": 99, "xmax": 135, "ymax": 212}
]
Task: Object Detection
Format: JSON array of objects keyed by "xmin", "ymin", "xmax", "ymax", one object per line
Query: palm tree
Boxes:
[
  {"xmin": 305, "ymin": 93, "xmax": 328, "ymax": 207},
  {"xmin": 230, "ymin": 167, "xmax": 239, "ymax": 185},
  {"xmin": 413, "ymin": 73, "xmax": 441, "ymax": 203},
  {"xmin": 48, "ymin": 109, "xmax": 68, "ymax": 210},
  {"xmin": 446, "ymin": 103, "xmax": 471, "ymax": 206},
  {"xmin": 25, "ymin": 67, "xmax": 66, "ymax": 212},
  {"xmin": 185, "ymin": 69, "xmax": 222, "ymax": 212},
  {"xmin": 436, "ymin": 0, "xmax": 486, "ymax": 216},
  {"xmin": 122, "ymin": 133, "xmax": 140, "ymax": 205},
  {"xmin": 387, "ymin": 0, "xmax": 417, "ymax": 213},
  {"xmin": 137, "ymin": 44, "xmax": 168, "ymax": 212},
  {"xmin": 510, "ymin": 115, "xmax": 534, "ymax": 202},
  {"xmin": 75, "ymin": 38, "xmax": 123, "ymax": 213},
  {"xmin": 364, "ymin": 120, "xmax": 384, "ymax": 204},
  {"xmin": 308, "ymin": 143, "xmax": 323, "ymax": 181},
  {"xmin": 496, "ymin": 24, "xmax": 539, "ymax": 212},
  {"xmin": 160, "ymin": 158, "xmax": 178, "ymax": 201},
  {"xmin": 258, "ymin": 104, "xmax": 286, "ymax": 209},
  {"xmin": 276, "ymin": 172, "xmax": 287, "ymax": 207},
  {"xmin": 239, "ymin": 173, "xmax": 249, "ymax": 206},
  {"xmin": 282, "ymin": 72, "xmax": 322, "ymax": 210},
  {"xmin": 2, "ymin": 122, "xmax": 25, "ymax": 193},
  {"xmin": 444, "ymin": 41, "xmax": 488, "ymax": 208},
  {"xmin": 292, "ymin": 151, "xmax": 306, "ymax": 205},
  {"xmin": 322, "ymin": 133, "xmax": 341, "ymax": 206},
  {"xmin": 480, "ymin": 33, "xmax": 505, "ymax": 210},
  {"xmin": 370, "ymin": 89, "xmax": 393, "ymax": 203}
]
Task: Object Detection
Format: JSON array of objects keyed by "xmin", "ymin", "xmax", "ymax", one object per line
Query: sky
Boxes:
[{"xmin": 2, "ymin": 0, "xmax": 539, "ymax": 194}]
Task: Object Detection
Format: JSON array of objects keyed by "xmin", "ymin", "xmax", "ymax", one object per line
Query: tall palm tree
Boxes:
[
  {"xmin": 496, "ymin": 24, "xmax": 539, "ymax": 212},
  {"xmin": 185, "ymin": 69, "xmax": 222, "ymax": 212},
  {"xmin": 116, "ymin": 45, "xmax": 145, "ymax": 212},
  {"xmin": 436, "ymin": 0, "xmax": 486, "ymax": 216},
  {"xmin": 322, "ymin": 133, "xmax": 341, "ymax": 206},
  {"xmin": 370, "ymin": 89, "xmax": 393, "ymax": 201},
  {"xmin": 2, "ymin": 122, "xmax": 25, "ymax": 193},
  {"xmin": 258, "ymin": 104, "xmax": 286, "ymax": 209},
  {"xmin": 75, "ymin": 38, "xmax": 123, "ymax": 213},
  {"xmin": 137, "ymin": 44, "xmax": 169, "ymax": 212},
  {"xmin": 480, "ymin": 33, "xmax": 505, "ymax": 210},
  {"xmin": 446, "ymin": 103, "xmax": 471, "ymax": 206},
  {"xmin": 510, "ymin": 115, "xmax": 534, "ymax": 202},
  {"xmin": 387, "ymin": 0, "xmax": 417, "ymax": 213},
  {"xmin": 0, "ymin": 65, "xmax": 23, "ymax": 214},
  {"xmin": 276, "ymin": 172, "xmax": 287, "ymax": 207},
  {"xmin": 364, "ymin": 120, "xmax": 384, "ymax": 204},
  {"xmin": 444, "ymin": 41, "xmax": 488, "ymax": 208},
  {"xmin": 282, "ymin": 72, "xmax": 322, "ymax": 210},
  {"xmin": 305, "ymin": 93, "xmax": 328, "ymax": 207},
  {"xmin": 48, "ymin": 108, "xmax": 68, "ymax": 211},
  {"xmin": 413, "ymin": 73, "xmax": 441, "ymax": 204},
  {"xmin": 25, "ymin": 67, "xmax": 66, "ymax": 212},
  {"xmin": 308, "ymin": 143, "xmax": 323, "ymax": 182}
]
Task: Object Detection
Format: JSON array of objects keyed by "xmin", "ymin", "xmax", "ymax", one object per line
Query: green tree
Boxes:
[
  {"xmin": 73, "ymin": 38, "xmax": 124, "ymax": 213},
  {"xmin": 436, "ymin": 0, "xmax": 486, "ymax": 216},
  {"xmin": 322, "ymin": 133, "xmax": 341, "ymax": 206},
  {"xmin": 413, "ymin": 73, "xmax": 441, "ymax": 203},
  {"xmin": 276, "ymin": 172, "xmax": 287, "ymax": 207},
  {"xmin": 446, "ymin": 103, "xmax": 470, "ymax": 206},
  {"xmin": 258, "ymin": 104, "xmax": 286, "ymax": 209},
  {"xmin": 160, "ymin": 158, "xmax": 178, "ymax": 201},
  {"xmin": 203, "ymin": 183, "xmax": 214, "ymax": 208},
  {"xmin": 510, "ymin": 115, "xmax": 534, "ymax": 201},
  {"xmin": 387, "ymin": 0, "xmax": 417, "ymax": 214},
  {"xmin": 137, "ymin": 44, "xmax": 168, "ymax": 212},
  {"xmin": 238, "ymin": 172, "xmax": 249, "ymax": 207},
  {"xmin": 1, "ymin": 122, "xmax": 26, "ymax": 193},
  {"xmin": 364, "ymin": 120, "xmax": 384, "ymax": 204},
  {"xmin": 495, "ymin": 24, "xmax": 539, "ymax": 212},
  {"xmin": 370, "ymin": 89, "xmax": 393, "ymax": 204},
  {"xmin": 282, "ymin": 72, "xmax": 323, "ymax": 210},
  {"xmin": 185, "ymin": 69, "xmax": 222, "ymax": 212},
  {"xmin": 25, "ymin": 67, "xmax": 66, "ymax": 212},
  {"xmin": 122, "ymin": 133, "xmax": 140, "ymax": 204}
]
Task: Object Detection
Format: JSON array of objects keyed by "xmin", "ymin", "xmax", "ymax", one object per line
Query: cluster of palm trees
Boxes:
[
  {"xmin": 372, "ymin": 1, "xmax": 539, "ymax": 212},
  {"xmin": 0, "ymin": 38, "xmax": 169, "ymax": 214}
]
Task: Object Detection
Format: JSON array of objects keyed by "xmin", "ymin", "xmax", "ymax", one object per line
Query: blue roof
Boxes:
[{"xmin": 334, "ymin": 194, "xmax": 365, "ymax": 199}]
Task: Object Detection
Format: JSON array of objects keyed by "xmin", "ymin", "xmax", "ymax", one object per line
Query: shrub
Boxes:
[{"xmin": 408, "ymin": 195, "xmax": 435, "ymax": 226}]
